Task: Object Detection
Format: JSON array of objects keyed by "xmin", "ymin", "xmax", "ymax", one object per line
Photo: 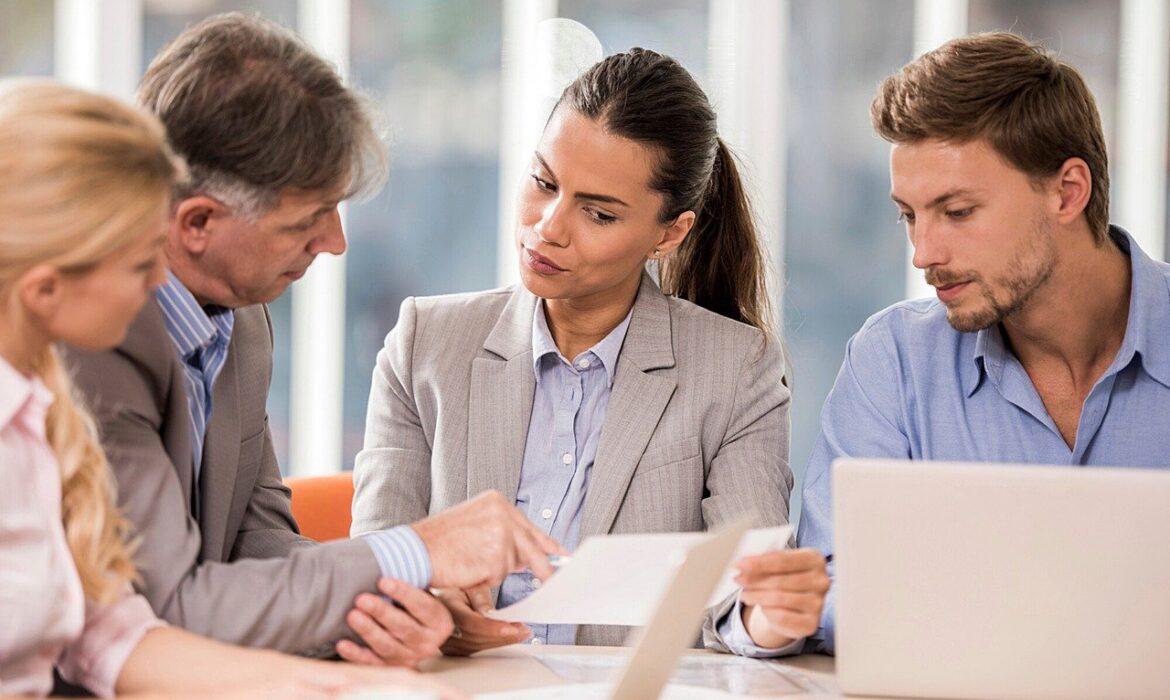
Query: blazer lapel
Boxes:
[
  {"xmin": 198, "ymin": 338, "xmax": 241, "ymax": 561},
  {"xmin": 581, "ymin": 272, "xmax": 677, "ymax": 539},
  {"xmin": 122, "ymin": 301, "xmax": 197, "ymax": 512},
  {"xmin": 466, "ymin": 287, "xmax": 538, "ymax": 505}
]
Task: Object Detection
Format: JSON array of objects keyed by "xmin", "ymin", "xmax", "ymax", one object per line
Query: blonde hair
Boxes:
[{"xmin": 0, "ymin": 80, "xmax": 185, "ymax": 604}]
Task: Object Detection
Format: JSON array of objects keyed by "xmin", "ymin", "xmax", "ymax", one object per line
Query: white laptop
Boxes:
[{"xmin": 833, "ymin": 458, "xmax": 1170, "ymax": 700}]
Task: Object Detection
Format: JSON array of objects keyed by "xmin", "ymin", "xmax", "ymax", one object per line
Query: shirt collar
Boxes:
[
  {"xmin": 0, "ymin": 354, "xmax": 54, "ymax": 437},
  {"xmin": 531, "ymin": 301, "xmax": 634, "ymax": 388},
  {"xmin": 154, "ymin": 271, "xmax": 234, "ymax": 361},
  {"xmin": 968, "ymin": 225, "xmax": 1170, "ymax": 395}
]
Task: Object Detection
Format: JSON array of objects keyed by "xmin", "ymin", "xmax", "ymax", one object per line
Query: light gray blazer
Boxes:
[
  {"xmin": 63, "ymin": 301, "xmax": 380, "ymax": 657},
  {"xmin": 351, "ymin": 272, "xmax": 793, "ymax": 647}
]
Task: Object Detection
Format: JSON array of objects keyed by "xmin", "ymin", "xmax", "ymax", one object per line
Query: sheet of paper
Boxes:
[{"xmin": 487, "ymin": 525, "xmax": 792, "ymax": 626}]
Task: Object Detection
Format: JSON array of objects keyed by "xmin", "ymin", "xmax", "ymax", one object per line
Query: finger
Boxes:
[
  {"xmin": 336, "ymin": 638, "xmax": 407, "ymax": 668},
  {"xmin": 508, "ymin": 506, "xmax": 567, "ymax": 555},
  {"xmin": 507, "ymin": 522, "xmax": 557, "ymax": 580},
  {"xmin": 465, "ymin": 584, "xmax": 495, "ymax": 614},
  {"xmin": 377, "ymin": 578, "xmax": 454, "ymax": 642},
  {"xmin": 758, "ymin": 608, "xmax": 821, "ymax": 639},
  {"xmin": 347, "ymin": 608, "xmax": 419, "ymax": 665},
  {"xmin": 739, "ymin": 588, "xmax": 824, "ymax": 613},
  {"xmin": 736, "ymin": 549, "xmax": 826, "ymax": 577},
  {"xmin": 736, "ymin": 569, "xmax": 831, "ymax": 593}
]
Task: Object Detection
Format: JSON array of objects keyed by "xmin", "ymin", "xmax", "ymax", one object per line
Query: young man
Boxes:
[
  {"xmin": 733, "ymin": 32, "xmax": 1170, "ymax": 655},
  {"xmin": 64, "ymin": 13, "xmax": 557, "ymax": 667}
]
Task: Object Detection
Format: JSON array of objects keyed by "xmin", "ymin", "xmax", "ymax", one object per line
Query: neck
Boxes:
[
  {"xmin": 0, "ymin": 304, "xmax": 49, "ymax": 377},
  {"xmin": 543, "ymin": 273, "xmax": 641, "ymax": 360},
  {"xmin": 1002, "ymin": 227, "xmax": 1131, "ymax": 386},
  {"xmin": 165, "ymin": 243, "xmax": 219, "ymax": 308}
]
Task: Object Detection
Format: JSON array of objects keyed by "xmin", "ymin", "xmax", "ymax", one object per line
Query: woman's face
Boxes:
[
  {"xmin": 44, "ymin": 211, "xmax": 170, "ymax": 350},
  {"xmin": 515, "ymin": 108, "xmax": 693, "ymax": 308}
]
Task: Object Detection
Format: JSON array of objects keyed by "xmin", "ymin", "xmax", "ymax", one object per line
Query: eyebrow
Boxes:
[
  {"xmin": 534, "ymin": 153, "xmax": 630, "ymax": 208},
  {"xmin": 890, "ymin": 188, "xmax": 979, "ymax": 210},
  {"xmin": 284, "ymin": 203, "xmax": 338, "ymax": 230}
]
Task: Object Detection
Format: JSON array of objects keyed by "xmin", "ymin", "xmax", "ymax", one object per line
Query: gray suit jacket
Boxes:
[
  {"xmin": 63, "ymin": 300, "xmax": 380, "ymax": 656},
  {"xmin": 351, "ymin": 272, "xmax": 793, "ymax": 647}
]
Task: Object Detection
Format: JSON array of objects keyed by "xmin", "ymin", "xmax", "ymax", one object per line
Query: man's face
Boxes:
[
  {"xmin": 197, "ymin": 187, "xmax": 347, "ymax": 307},
  {"xmin": 890, "ymin": 138, "xmax": 1058, "ymax": 332}
]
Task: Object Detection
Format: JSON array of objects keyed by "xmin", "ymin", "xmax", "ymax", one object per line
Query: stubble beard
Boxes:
[{"xmin": 942, "ymin": 215, "xmax": 1057, "ymax": 333}]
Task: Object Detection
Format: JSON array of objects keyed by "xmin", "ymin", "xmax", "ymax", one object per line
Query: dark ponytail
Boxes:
[{"xmin": 559, "ymin": 48, "xmax": 773, "ymax": 334}]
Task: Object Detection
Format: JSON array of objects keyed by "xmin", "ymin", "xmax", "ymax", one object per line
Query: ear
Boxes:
[
  {"xmin": 651, "ymin": 210, "xmax": 697, "ymax": 259},
  {"xmin": 15, "ymin": 264, "xmax": 64, "ymax": 322},
  {"xmin": 173, "ymin": 195, "xmax": 227, "ymax": 255},
  {"xmin": 1051, "ymin": 157, "xmax": 1092, "ymax": 226}
]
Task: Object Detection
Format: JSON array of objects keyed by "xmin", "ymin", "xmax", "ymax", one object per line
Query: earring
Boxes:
[{"xmin": 652, "ymin": 249, "xmax": 661, "ymax": 259}]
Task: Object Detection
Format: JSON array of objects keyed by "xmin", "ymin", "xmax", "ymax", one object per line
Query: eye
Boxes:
[
  {"xmin": 584, "ymin": 207, "xmax": 618, "ymax": 225},
  {"xmin": 896, "ymin": 210, "xmax": 915, "ymax": 224},
  {"xmin": 531, "ymin": 174, "xmax": 556, "ymax": 192},
  {"xmin": 946, "ymin": 207, "xmax": 974, "ymax": 220}
]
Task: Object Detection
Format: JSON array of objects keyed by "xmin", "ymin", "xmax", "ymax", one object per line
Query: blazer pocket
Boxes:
[{"xmin": 633, "ymin": 436, "xmax": 701, "ymax": 478}]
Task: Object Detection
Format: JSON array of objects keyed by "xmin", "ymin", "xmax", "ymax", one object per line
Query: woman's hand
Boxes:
[
  {"xmin": 734, "ymin": 548, "xmax": 830, "ymax": 649},
  {"xmin": 433, "ymin": 586, "xmax": 531, "ymax": 656}
]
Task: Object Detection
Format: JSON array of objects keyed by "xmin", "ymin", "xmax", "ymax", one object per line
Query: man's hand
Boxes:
[
  {"xmin": 411, "ymin": 490, "xmax": 565, "ymax": 590},
  {"xmin": 434, "ymin": 586, "xmax": 531, "ymax": 656},
  {"xmin": 734, "ymin": 548, "xmax": 829, "ymax": 649},
  {"xmin": 336, "ymin": 577, "xmax": 454, "ymax": 667}
]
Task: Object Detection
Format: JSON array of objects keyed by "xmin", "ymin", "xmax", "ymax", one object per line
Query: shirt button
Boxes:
[
  {"xmin": 532, "ymin": 577, "xmax": 542, "ymax": 588},
  {"xmin": 561, "ymin": 452, "xmax": 573, "ymax": 465},
  {"xmin": 541, "ymin": 508, "xmax": 553, "ymax": 519},
  {"xmin": 531, "ymin": 638, "xmax": 544, "ymax": 645},
  {"xmin": 577, "ymin": 358, "xmax": 591, "ymax": 369}
]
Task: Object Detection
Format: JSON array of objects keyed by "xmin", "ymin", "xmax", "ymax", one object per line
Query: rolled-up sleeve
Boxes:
[{"xmin": 58, "ymin": 590, "xmax": 164, "ymax": 698}]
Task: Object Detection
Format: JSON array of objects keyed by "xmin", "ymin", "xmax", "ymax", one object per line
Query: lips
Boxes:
[
  {"xmin": 934, "ymin": 281, "xmax": 970, "ymax": 304},
  {"xmin": 523, "ymin": 247, "xmax": 567, "ymax": 275}
]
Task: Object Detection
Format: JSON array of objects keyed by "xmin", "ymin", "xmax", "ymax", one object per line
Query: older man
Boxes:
[{"xmin": 65, "ymin": 13, "xmax": 556, "ymax": 666}]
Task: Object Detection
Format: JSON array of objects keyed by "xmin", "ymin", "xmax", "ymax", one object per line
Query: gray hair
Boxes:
[{"xmin": 138, "ymin": 12, "xmax": 388, "ymax": 218}]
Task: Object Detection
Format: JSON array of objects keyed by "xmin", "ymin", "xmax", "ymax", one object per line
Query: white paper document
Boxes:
[{"xmin": 488, "ymin": 525, "xmax": 792, "ymax": 626}]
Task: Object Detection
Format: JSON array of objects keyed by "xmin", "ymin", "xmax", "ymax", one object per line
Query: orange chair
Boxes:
[{"xmin": 284, "ymin": 473, "xmax": 355, "ymax": 542}]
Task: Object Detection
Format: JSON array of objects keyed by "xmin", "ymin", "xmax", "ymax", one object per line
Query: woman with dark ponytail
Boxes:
[{"xmin": 353, "ymin": 49, "xmax": 827, "ymax": 656}]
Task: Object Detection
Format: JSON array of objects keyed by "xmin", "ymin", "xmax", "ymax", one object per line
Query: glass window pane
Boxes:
[
  {"xmin": 557, "ymin": 0, "xmax": 708, "ymax": 82},
  {"xmin": 142, "ymin": 1, "xmax": 299, "ymax": 469},
  {"xmin": 0, "ymin": 0, "xmax": 53, "ymax": 76},
  {"xmin": 969, "ymin": 1, "xmax": 1121, "ymax": 182},
  {"xmin": 783, "ymin": 0, "xmax": 916, "ymax": 520},
  {"xmin": 344, "ymin": 0, "xmax": 503, "ymax": 467}
]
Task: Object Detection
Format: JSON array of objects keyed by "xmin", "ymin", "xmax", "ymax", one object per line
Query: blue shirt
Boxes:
[
  {"xmin": 497, "ymin": 301, "xmax": 632, "ymax": 645},
  {"xmin": 798, "ymin": 226, "xmax": 1170, "ymax": 654},
  {"xmin": 156, "ymin": 272, "xmax": 234, "ymax": 483},
  {"xmin": 156, "ymin": 274, "xmax": 430, "ymax": 588}
]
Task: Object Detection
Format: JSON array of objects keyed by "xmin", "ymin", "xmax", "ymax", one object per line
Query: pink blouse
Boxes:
[{"xmin": 1, "ymin": 356, "xmax": 162, "ymax": 697}]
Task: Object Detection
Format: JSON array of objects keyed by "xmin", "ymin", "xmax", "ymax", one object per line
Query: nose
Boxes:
[
  {"xmin": 310, "ymin": 207, "xmax": 347, "ymax": 256},
  {"xmin": 533, "ymin": 198, "xmax": 569, "ymax": 247},
  {"xmin": 909, "ymin": 218, "xmax": 947, "ymax": 271}
]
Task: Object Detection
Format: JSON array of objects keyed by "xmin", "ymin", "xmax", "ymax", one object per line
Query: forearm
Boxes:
[{"xmin": 115, "ymin": 626, "xmax": 306, "ymax": 694}]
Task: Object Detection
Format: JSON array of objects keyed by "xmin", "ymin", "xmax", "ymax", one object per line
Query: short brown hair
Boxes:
[
  {"xmin": 138, "ymin": 12, "xmax": 386, "ymax": 216},
  {"xmin": 871, "ymin": 32, "xmax": 1110, "ymax": 243}
]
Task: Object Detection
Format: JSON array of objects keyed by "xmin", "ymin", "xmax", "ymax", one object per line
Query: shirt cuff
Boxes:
[
  {"xmin": 360, "ymin": 525, "xmax": 432, "ymax": 589},
  {"xmin": 716, "ymin": 594, "xmax": 806, "ymax": 658}
]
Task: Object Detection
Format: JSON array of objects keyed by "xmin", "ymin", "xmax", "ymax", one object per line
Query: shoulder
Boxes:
[
  {"xmin": 844, "ymin": 298, "xmax": 974, "ymax": 388},
  {"xmin": 662, "ymin": 296, "xmax": 779, "ymax": 372},
  {"xmin": 408, "ymin": 286, "xmax": 515, "ymax": 323}
]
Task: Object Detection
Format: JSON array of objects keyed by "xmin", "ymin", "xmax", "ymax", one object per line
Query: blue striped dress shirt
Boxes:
[
  {"xmin": 155, "ymin": 272, "xmax": 234, "ymax": 483},
  {"xmin": 497, "ymin": 301, "xmax": 632, "ymax": 646},
  {"xmin": 156, "ymin": 273, "xmax": 431, "ymax": 588}
]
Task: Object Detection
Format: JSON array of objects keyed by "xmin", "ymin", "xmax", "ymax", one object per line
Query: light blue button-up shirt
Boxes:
[
  {"xmin": 497, "ymin": 301, "xmax": 633, "ymax": 645},
  {"xmin": 797, "ymin": 226, "xmax": 1170, "ymax": 654},
  {"xmin": 156, "ymin": 273, "xmax": 431, "ymax": 589}
]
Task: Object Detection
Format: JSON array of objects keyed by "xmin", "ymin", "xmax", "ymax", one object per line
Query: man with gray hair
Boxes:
[{"xmin": 65, "ymin": 13, "xmax": 558, "ymax": 666}]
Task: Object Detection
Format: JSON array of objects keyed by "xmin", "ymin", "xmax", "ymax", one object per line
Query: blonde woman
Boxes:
[{"xmin": 0, "ymin": 80, "xmax": 461, "ymax": 700}]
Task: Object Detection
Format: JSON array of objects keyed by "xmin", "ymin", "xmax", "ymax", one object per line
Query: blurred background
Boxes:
[{"xmin": 3, "ymin": 0, "xmax": 1167, "ymax": 522}]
